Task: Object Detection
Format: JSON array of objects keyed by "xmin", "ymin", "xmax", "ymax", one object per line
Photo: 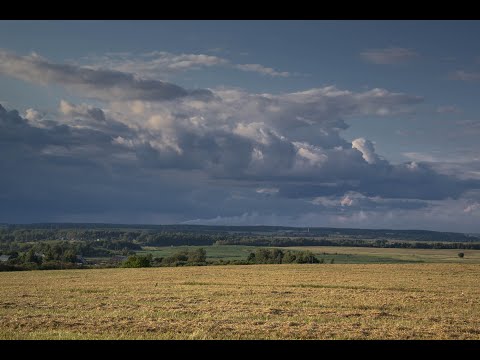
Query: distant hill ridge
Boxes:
[{"xmin": 1, "ymin": 223, "xmax": 479, "ymax": 242}]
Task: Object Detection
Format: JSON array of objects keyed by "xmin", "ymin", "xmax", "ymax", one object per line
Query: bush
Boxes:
[
  {"xmin": 0, "ymin": 263, "xmax": 24, "ymax": 272},
  {"xmin": 23, "ymin": 249, "xmax": 42, "ymax": 264},
  {"xmin": 171, "ymin": 261, "xmax": 188, "ymax": 267},
  {"xmin": 62, "ymin": 250, "xmax": 77, "ymax": 263},
  {"xmin": 162, "ymin": 248, "xmax": 207, "ymax": 265},
  {"xmin": 248, "ymin": 249, "xmax": 319, "ymax": 264},
  {"xmin": 253, "ymin": 248, "xmax": 284, "ymax": 264},
  {"xmin": 295, "ymin": 251, "xmax": 319, "ymax": 264},
  {"xmin": 458, "ymin": 252, "xmax": 465, "ymax": 258},
  {"xmin": 40, "ymin": 261, "xmax": 78, "ymax": 270},
  {"xmin": 152, "ymin": 257, "xmax": 164, "ymax": 265},
  {"xmin": 163, "ymin": 250, "xmax": 189, "ymax": 264},
  {"xmin": 187, "ymin": 248, "xmax": 207, "ymax": 263},
  {"xmin": 282, "ymin": 251, "xmax": 297, "ymax": 263},
  {"xmin": 122, "ymin": 254, "xmax": 152, "ymax": 268}
]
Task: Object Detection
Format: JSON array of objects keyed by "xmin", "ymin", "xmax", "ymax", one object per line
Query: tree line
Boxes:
[
  {"xmin": 214, "ymin": 238, "xmax": 480, "ymax": 250},
  {"xmin": 1, "ymin": 225, "xmax": 478, "ymax": 244},
  {"xmin": 2, "ymin": 228, "xmax": 480, "ymax": 250},
  {"xmin": 120, "ymin": 248, "xmax": 323, "ymax": 268}
]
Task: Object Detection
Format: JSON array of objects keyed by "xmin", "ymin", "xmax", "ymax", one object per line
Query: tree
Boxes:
[
  {"xmin": 122, "ymin": 254, "xmax": 152, "ymax": 268},
  {"xmin": 271, "ymin": 249, "xmax": 284, "ymax": 264},
  {"xmin": 63, "ymin": 250, "xmax": 77, "ymax": 263},
  {"xmin": 247, "ymin": 252, "xmax": 256, "ymax": 263},
  {"xmin": 254, "ymin": 249, "xmax": 271, "ymax": 263},
  {"xmin": 43, "ymin": 245, "xmax": 55, "ymax": 261},
  {"xmin": 163, "ymin": 250, "xmax": 189, "ymax": 264},
  {"xmin": 24, "ymin": 249, "xmax": 35, "ymax": 263},
  {"xmin": 295, "ymin": 251, "xmax": 319, "ymax": 264},
  {"xmin": 24, "ymin": 249, "xmax": 41, "ymax": 264},
  {"xmin": 282, "ymin": 251, "xmax": 297, "ymax": 264},
  {"xmin": 188, "ymin": 248, "xmax": 207, "ymax": 263}
]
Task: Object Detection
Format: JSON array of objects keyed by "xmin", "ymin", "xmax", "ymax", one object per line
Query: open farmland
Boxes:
[
  {"xmin": 136, "ymin": 245, "xmax": 480, "ymax": 264},
  {"xmin": 1, "ymin": 264, "xmax": 479, "ymax": 339},
  {"xmin": 287, "ymin": 246, "xmax": 480, "ymax": 264}
]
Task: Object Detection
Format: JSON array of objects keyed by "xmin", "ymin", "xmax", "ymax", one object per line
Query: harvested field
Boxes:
[{"xmin": 1, "ymin": 264, "xmax": 479, "ymax": 339}]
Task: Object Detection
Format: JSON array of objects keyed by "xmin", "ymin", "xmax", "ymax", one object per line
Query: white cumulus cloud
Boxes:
[{"xmin": 352, "ymin": 138, "xmax": 380, "ymax": 164}]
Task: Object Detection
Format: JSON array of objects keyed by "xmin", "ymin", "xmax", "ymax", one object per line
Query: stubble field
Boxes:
[{"xmin": 1, "ymin": 264, "xmax": 479, "ymax": 339}]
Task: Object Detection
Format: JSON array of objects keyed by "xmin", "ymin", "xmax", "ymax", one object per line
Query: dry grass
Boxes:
[{"xmin": 1, "ymin": 264, "xmax": 480, "ymax": 339}]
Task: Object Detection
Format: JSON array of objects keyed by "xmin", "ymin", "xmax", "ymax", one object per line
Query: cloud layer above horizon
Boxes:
[{"xmin": 1, "ymin": 48, "xmax": 480, "ymax": 232}]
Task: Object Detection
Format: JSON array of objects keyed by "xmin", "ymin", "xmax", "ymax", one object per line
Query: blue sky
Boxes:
[{"xmin": 1, "ymin": 20, "xmax": 480, "ymax": 231}]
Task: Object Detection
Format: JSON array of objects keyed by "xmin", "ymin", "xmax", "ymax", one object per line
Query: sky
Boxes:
[{"xmin": 1, "ymin": 20, "xmax": 480, "ymax": 231}]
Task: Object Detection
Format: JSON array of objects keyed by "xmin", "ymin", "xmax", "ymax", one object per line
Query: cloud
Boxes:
[
  {"xmin": 340, "ymin": 193, "xmax": 357, "ymax": 206},
  {"xmin": 0, "ymin": 50, "xmax": 294, "ymax": 105},
  {"xmin": 403, "ymin": 152, "xmax": 437, "ymax": 162},
  {"xmin": 464, "ymin": 202, "xmax": 480, "ymax": 213},
  {"xmin": 235, "ymin": 63, "xmax": 290, "ymax": 77},
  {"xmin": 80, "ymin": 51, "xmax": 291, "ymax": 78},
  {"xmin": 277, "ymin": 158, "xmax": 480, "ymax": 202},
  {"xmin": 403, "ymin": 148, "xmax": 480, "ymax": 165},
  {"xmin": 55, "ymin": 100, "xmax": 133, "ymax": 138},
  {"xmin": 183, "ymin": 193, "xmax": 480, "ymax": 232},
  {"xmin": 401, "ymin": 150, "xmax": 480, "ymax": 182},
  {"xmin": 112, "ymin": 136, "xmax": 135, "ymax": 149},
  {"xmin": 436, "ymin": 105, "xmax": 462, "ymax": 114},
  {"xmin": 155, "ymin": 53, "xmax": 227, "ymax": 71},
  {"xmin": 449, "ymin": 70, "xmax": 480, "ymax": 81},
  {"xmin": 431, "ymin": 162, "xmax": 480, "ymax": 181},
  {"xmin": 455, "ymin": 120, "xmax": 480, "ymax": 131},
  {"xmin": 1, "ymin": 50, "xmax": 480, "ymax": 230},
  {"xmin": 360, "ymin": 47, "xmax": 418, "ymax": 65},
  {"xmin": 85, "ymin": 51, "xmax": 228, "ymax": 77},
  {"xmin": 0, "ymin": 50, "xmax": 206, "ymax": 102},
  {"xmin": 311, "ymin": 191, "xmax": 428, "ymax": 211},
  {"xmin": 24, "ymin": 108, "xmax": 45, "ymax": 122},
  {"xmin": 256, "ymin": 187, "xmax": 279, "ymax": 195},
  {"xmin": 95, "ymin": 84, "xmax": 422, "ymax": 183},
  {"xmin": 59, "ymin": 100, "xmax": 106, "ymax": 122},
  {"xmin": 3, "ymin": 98, "xmax": 480, "ymax": 231},
  {"xmin": 351, "ymin": 138, "xmax": 380, "ymax": 164},
  {"xmin": 294, "ymin": 142, "xmax": 328, "ymax": 167},
  {"xmin": 0, "ymin": 104, "xmax": 223, "ymax": 222},
  {"xmin": 2, "ymin": 76, "xmax": 454, "ymax": 207},
  {"xmin": 183, "ymin": 212, "xmax": 292, "ymax": 226},
  {"xmin": 0, "ymin": 77, "xmax": 467, "ymax": 212}
]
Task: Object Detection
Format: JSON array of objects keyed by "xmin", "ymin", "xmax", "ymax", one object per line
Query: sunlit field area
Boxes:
[
  {"xmin": 1, "ymin": 264, "xmax": 479, "ymax": 339},
  {"xmin": 137, "ymin": 245, "xmax": 480, "ymax": 264}
]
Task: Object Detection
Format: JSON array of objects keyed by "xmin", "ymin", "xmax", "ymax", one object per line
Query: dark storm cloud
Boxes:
[
  {"xmin": 277, "ymin": 160, "xmax": 480, "ymax": 201},
  {"xmin": 0, "ymin": 105, "xmax": 220, "ymax": 222},
  {"xmin": 2, "ymin": 101, "xmax": 480, "ymax": 226},
  {"xmin": 0, "ymin": 50, "xmax": 213, "ymax": 102}
]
